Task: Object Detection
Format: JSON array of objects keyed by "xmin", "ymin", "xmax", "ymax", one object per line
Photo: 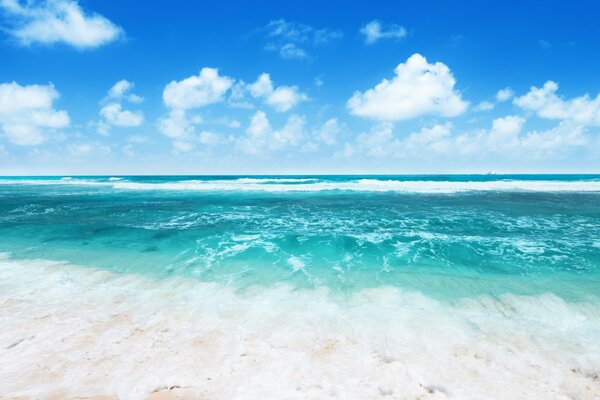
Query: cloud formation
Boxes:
[
  {"xmin": 247, "ymin": 73, "xmax": 308, "ymax": 112},
  {"xmin": 237, "ymin": 110, "xmax": 305, "ymax": 154},
  {"xmin": 0, "ymin": 0, "xmax": 122, "ymax": 49},
  {"xmin": 159, "ymin": 68, "xmax": 234, "ymax": 152},
  {"xmin": 98, "ymin": 80, "xmax": 144, "ymax": 135},
  {"xmin": 0, "ymin": 81, "xmax": 69, "ymax": 145},
  {"xmin": 360, "ymin": 20, "xmax": 407, "ymax": 44},
  {"xmin": 100, "ymin": 103, "xmax": 143, "ymax": 127},
  {"xmin": 316, "ymin": 118, "xmax": 340, "ymax": 145},
  {"xmin": 263, "ymin": 19, "xmax": 342, "ymax": 60},
  {"xmin": 496, "ymin": 87, "xmax": 514, "ymax": 102},
  {"xmin": 514, "ymin": 81, "xmax": 600, "ymax": 126},
  {"xmin": 345, "ymin": 116, "xmax": 588, "ymax": 161},
  {"xmin": 163, "ymin": 68, "xmax": 233, "ymax": 110},
  {"xmin": 107, "ymin": 79, "xmax": 143, "ymax": 103},
  {"xmin": 347, "ymin": 53, "xmax": 468, "ymax": 121}
]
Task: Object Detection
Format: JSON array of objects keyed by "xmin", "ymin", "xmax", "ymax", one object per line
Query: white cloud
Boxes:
[
  {"xmin": 172, "ymin": 140, "xmax": 194, "ymax": 154},
  {"xmin": 108, "ymin": 79, "xmax": 143, "ymax": 103},
  {"xmin": 99, "ymin": 103, "xmax": 143, "ymax": 127},
  {"xmin": 263, "ymin": 19, "xmax": 342, "ymax": 60},
  {"xmin": 496, "ymin": 87, "xmax": 514, "ymax": 102},
  {"xmin": 0, "ymin": 81, "xmax": 69, "ymax": 145},
  {"xmin": 360, "ymin": 20, "xmax": 407, "ymax": 45},
  {"xmin": 266, "ymin": 19, "xmax": 342, "ymax": 44},
  {"xmin": 198, "ymin": 131, "xmax": 222, "ymax": 145},
  {"xmin": 472, "ymin": 87, "xmax": 514, "ymax": 113},
  {"xmin": 347, "ymin": 53, "xmax": 468, "ymax": 121},
  {"xmin": 0, "ymin": 0, "xmax": 122, "ymax": 49},
  {"xmin": 486, "ymin": 115, "xmax": 526, "ymax": 151},
  {"xmin": 316, "ymin": 118, "xmax": 340, "ymax": 145},
  {"xmin": 278, "ymin": 43, "xmax": 308, "ymax": 60},
  {"xmin": 346, "ymin": 116, "xmax": 588, "ymax": 160},
  {"xmin": 159, "ymin": 68, "xmax": 307, "ymax": 152},
  {"xmin": 354, "ymin": 122, "xmax": 396, "ymax": 157},
  {"xmin": 248, "ymin": 73, "xmax": 307, "ymax": 112},
  {"xmin": 237, "ymin": 110, "xmax": 305, "ymax": 154},
  {"xmin": 167, "ymin": 130, "xmax": 224, "ymax": 154},
  {"xmin": 227, "ymin": 82, "xmax": 255, "ymax": 109},
  {"xmin": 160, "ymin": 68, "xmax": 233, "ymax": 148},
  {"xmin": 474, "ymin": 101, "xmax": 494, "ymax": 112},
  {"xmin": 158, "ymin": 109, "xmax": 200, "ymax": 140},
  {"xmin": 514, "ymin": 81, "xmax": 600, "ymax": 126},
  {"xmin": 399, "ymin": 123, "xmax": 455, "ymax": 157},
  {"xmin": 98, "ymin": 80, "xmax": 144, "ymax": 135},
  {"xmin": 518, "ymin": 123, "xmax": 588, "ymax": 158},
  {"xmin": 163, "ymin": 68, "xmax": 233, "ymax": 110}
]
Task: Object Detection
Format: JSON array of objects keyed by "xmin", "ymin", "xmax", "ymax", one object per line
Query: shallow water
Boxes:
[{"xmin": 0, "ymin": 175, "xmax": 599, "ymax": 399}]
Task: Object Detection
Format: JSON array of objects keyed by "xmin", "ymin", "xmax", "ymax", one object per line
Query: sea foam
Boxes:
[{"xmin": 2, "ymin": 177, "xmax": 600, "ymax": 193}]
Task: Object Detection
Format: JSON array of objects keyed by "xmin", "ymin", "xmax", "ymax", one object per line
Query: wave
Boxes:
[
  {"xmin": 2, "ymin": 177, "xmax": 600, "ymax": 193},
  {"xmin": 234, "ymin": 178, "xmax": 319, "ymax": 183}
]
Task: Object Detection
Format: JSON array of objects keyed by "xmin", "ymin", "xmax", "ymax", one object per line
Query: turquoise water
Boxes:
[
  {"xmin": 1, "ymin": 175, "xmax": 599, "ymax": 300},
  {"xmin": 2, "ymin": 175, "xmax": 600, "ymax": 398}
]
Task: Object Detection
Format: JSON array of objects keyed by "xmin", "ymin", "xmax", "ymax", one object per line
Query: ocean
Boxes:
[{"xmin": 1, "ymin": 175, "xmax": 599, "ymax": 399}]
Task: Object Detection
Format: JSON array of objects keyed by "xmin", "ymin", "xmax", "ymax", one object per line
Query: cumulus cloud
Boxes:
[
  {"xmin": 98, "ymin": 79, "xmax": 144, "ymax": 135},
  {"xmin": 163, "ymin": 68, "xmax": 233, "ymax": 110},
  {"xmin": 247, "ymin": 73, "xmax": 307, "ymax": 112},
  {"xmin": 316, "ymin": 118, "xmax": 340, "ymax": 145},
  {"xmin": 360, "ymin": 20, "xmax": 407, "ymax": 45},
  {"xmin": 474, "ymin": 101, "xmax": 494, "ymax": 112},
  {"xmin": 473, "ymin": 87, "xmax": 514, "ymax": 113},
  {"xmin": 158, "ymin": 109, "xmax": 200, "ymax": 140},
  {"xmin": 345, "ymin": 116, "xmax": 588, "ymax": 160},
  {"xmin": 348, "ymin": 122, "xmax": 454, "ymax": 158},
  {"xmin": 198, "ymin": 130, "xmax": 223, "ymax": 145},
  {"xmin": 0, "ymin": 81, "xmax": 69, "ymax": 145},
  {"xmin": 0, "ymin": 0, "xmax": 122, "ymax": 49},
  {"xmin": 514, "ymin": 81, "xmax": 600, "ymax": 126},
  {"xmin": 160, "ymin": 68, "xmax": 233, "ymax": 150},
  {"xmin": 263, "ymin": 19, "xmax": 342, "ymax": 60},
  {"xmin": 347, "ymin": 53, "xmax": 468, "ymax": 121},
  {"xmin": 496, "ymin": 87, "xmax": 514, "ymax": 102},
  {"xmin": 277, "ymin": 43, "xmax": 308, "ymax": 60},
  {"xmin": 237, "ymin": 110, "xmax": 305, "ymax": 154},
  {"xmin": 99, "ymin": 103, "xmax": 143, "ymax": 127},
  {"xmin": 107, "ymin": 79, "xmax": 143, "ymax": 103}
]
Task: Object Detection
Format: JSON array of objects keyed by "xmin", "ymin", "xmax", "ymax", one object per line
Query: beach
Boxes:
[{"xmin": 1, "ymin": 176, "xmax": 599, "ymax": 399}]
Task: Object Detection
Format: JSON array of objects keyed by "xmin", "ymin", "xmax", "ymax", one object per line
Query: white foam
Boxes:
[
  {"xmin": 1, "ymin": 257, "xmax": 599, "ymax": 399},
  {"xmin": 287, "ymin": 255, "xmax": 306, "ymax": 272},
  {"xmin": 2, "ymin": 177, "xmax": 600, "ymax": 193},
  {"xmin": 235, "ymin": 178, "xmax": 319, "ymax": 183}
]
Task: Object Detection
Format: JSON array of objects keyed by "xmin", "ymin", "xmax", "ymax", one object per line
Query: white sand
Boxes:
[{"xmin": 1, "ymin": 255, "xmax": 599, "ymax": 399}]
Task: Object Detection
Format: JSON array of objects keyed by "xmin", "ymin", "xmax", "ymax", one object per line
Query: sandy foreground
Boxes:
[
  {"xmin": 1, "ymin": 255, "xmax": 600, "ymax": 400},
  {"xmin": 5, "ymin": 388, "xmax": 194, "ymax": 399},
  {"xmin": 5, "ymin": 388, "xmax": 197, "ymax": 399}
]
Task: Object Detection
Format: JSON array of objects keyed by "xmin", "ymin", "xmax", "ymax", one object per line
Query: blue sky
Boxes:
[{"xmin": 1, "ymin": 0, "xmax": 600, "ymax": 174}]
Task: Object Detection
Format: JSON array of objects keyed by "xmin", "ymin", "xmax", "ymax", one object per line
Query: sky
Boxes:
[{"xmin": 1, "ymin": 0, "xmax": 600, "ymax": 175}]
